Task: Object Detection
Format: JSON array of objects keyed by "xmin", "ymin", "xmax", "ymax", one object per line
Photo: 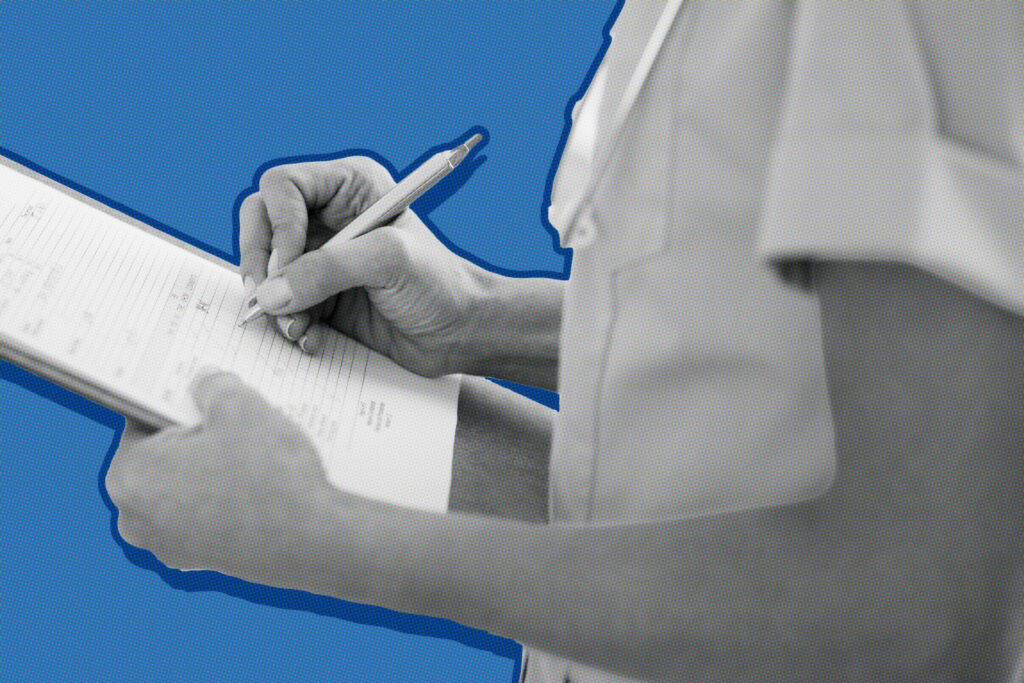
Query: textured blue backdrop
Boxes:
[{"xmin": 0, "ymin": 1, "xmax": 619, "ymax": 680}]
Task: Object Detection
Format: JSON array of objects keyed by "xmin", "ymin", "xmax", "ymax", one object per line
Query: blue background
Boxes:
[{"xmin": 0, "ymin": 1, "xmax": 618, "ymax": 680}]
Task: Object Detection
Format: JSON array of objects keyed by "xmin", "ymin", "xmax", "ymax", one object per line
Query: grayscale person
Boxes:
[{"xmin": 107, "ymin": 1, "xmax": 1024, "ymax": 681}]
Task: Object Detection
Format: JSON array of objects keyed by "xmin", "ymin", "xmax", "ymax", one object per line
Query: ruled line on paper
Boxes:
[{"xmin": 0, "ymin": 159, "xmax": 459, "ymax": 511}]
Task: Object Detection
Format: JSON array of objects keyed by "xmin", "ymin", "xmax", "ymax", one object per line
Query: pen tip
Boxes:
[
  {"xmin": 239, "ymin": 304, "xmax": 263, "ymax": 326},
  {"xmin": 463, "ymin": 133, "xmax": 483, "ymax": 152}
]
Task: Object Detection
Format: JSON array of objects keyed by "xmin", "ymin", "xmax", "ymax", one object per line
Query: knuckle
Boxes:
[
  {"xmin": 116, "ymin": 515, "xmax": 134, "ymax": 543},
  {"xmin": 105, "ymin": 464, "xmax": 125, "ymax": 502},
  {"xmin": 377, "ymin": 227, "xmax": 408, "ymax": 263},
  {"xmin": 340, "ymin": 156, "xmax": 395, "ymax": 188},
  {"xmin": 258, "ymin": 164, "xmax": 291, "ymax": 190},
  {"xmin": 117, "ymin": 512, "xmax": 148, "ymax": 546},
  {"xmin": 239, "ymin": 192, "xmax": 260, "ymax": 215},
  {"xmin": 107, "ymin": 445, "xmax": 148, "ymax": 500},
  {"xmin": 344, "ymin": 155, "xmax": 375, "ymax": 167},
  {"xmin": 343, "ymin": 155, "xmax": 381, "ymax": 174},
  {"xmin": 325, "ymin": 158, "xmax": 356, "ymax": 184}
]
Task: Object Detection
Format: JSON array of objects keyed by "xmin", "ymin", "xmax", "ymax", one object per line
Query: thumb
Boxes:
[
  {"xmin": 254, "ymin": 227, "xmax": 405, "ymax": 315},
  {"xmin": 189, "ymin": 369, "xmax": 269, "ymax": 425}
]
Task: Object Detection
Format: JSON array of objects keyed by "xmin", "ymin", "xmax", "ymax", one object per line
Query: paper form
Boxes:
[{"xmin": 0, "ymin": 160, "xmax": 459, "ymax": 511}]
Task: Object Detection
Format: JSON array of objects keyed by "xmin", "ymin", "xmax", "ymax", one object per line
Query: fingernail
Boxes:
[
  {"xmin": 299, "ymin": 334, "xmax": 313, "ymax": 354},
  {"xmin": 267, "ymin": 249, "xmax": 281, "ymax": 278},
  {"xmin": 278, "ymin": 315, "xmax": 297, "ymax": 339},
  {"xmin": 256, "ymin": 277, "xmax": 293, "ymax": 312},
  {"xmin": 243, "ymin": 275, "xmax": 257, "ymax": 308}
]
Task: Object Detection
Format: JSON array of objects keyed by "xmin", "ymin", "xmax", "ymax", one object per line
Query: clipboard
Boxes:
[
  {"xmin": 0, "ymin": 153, "xmax": 231, "ymax": 429},
  {"xmin": 0, "ymin": 152, "xmax": 460, "ymax": 511}
]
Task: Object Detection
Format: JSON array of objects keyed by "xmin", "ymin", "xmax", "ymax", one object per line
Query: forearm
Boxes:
[
  {"xmin": 297, "ymin": 264, "xmax": 1024, "ymax": 680},
  {"xmin": 328, "ymin": 473, "xmax": 1023, "ymax": 682},
  {"xmin": 312, "ymin": 314, "xmax": 1024, "ymax": 680},
  {"xmin": 294, "ymin": 377, "xmax": 823, "ymax": 679},
  {"xmin": 465, "ymin": 271, "xmax": 563, "ymax": 391},
  {"xmin": 331, "ymin": 493, "xmax": 810, "ymax": 680}
]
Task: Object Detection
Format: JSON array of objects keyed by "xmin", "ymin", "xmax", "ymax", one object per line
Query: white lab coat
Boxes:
[{"xmin": 528, "ymin": 1, "xmax": 1023, "ymax": 681}]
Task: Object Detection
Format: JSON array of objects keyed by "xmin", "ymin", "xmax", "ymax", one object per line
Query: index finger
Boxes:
[
  {"xmin": 257, "ymin": 163, "xmax": 325, "ymax": 276},
  {"xmin": 238, "ymin": 192, "xmax": 273, "ymax": 294}
]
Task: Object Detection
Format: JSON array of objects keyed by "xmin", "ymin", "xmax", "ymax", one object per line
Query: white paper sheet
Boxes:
[{"xmin": 0, "ymin": 160, "xmax": 459, "ymax": 511}]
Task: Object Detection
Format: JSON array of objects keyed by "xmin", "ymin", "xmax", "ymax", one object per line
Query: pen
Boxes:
[{"xmin": 240, "ymin": 131, "xmax": 483, "ymax": 325}]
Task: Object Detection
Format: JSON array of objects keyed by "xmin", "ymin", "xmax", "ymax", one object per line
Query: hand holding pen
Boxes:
[{"xmin": 235, "ymin": 133, "xmax": 492, "ymax": 376}]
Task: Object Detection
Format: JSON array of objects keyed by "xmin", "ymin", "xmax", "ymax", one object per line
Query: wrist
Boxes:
[
  {"xmin": 462, "ymin": 271, "xmax": 564, "ymax": 391},
  {"xmin": 348, "ymin": 504, "xmax": 521, "ymax": 637},
  {"xmin": 323, "ymin": 500, "xmax": 455, "ymax": 618}
]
